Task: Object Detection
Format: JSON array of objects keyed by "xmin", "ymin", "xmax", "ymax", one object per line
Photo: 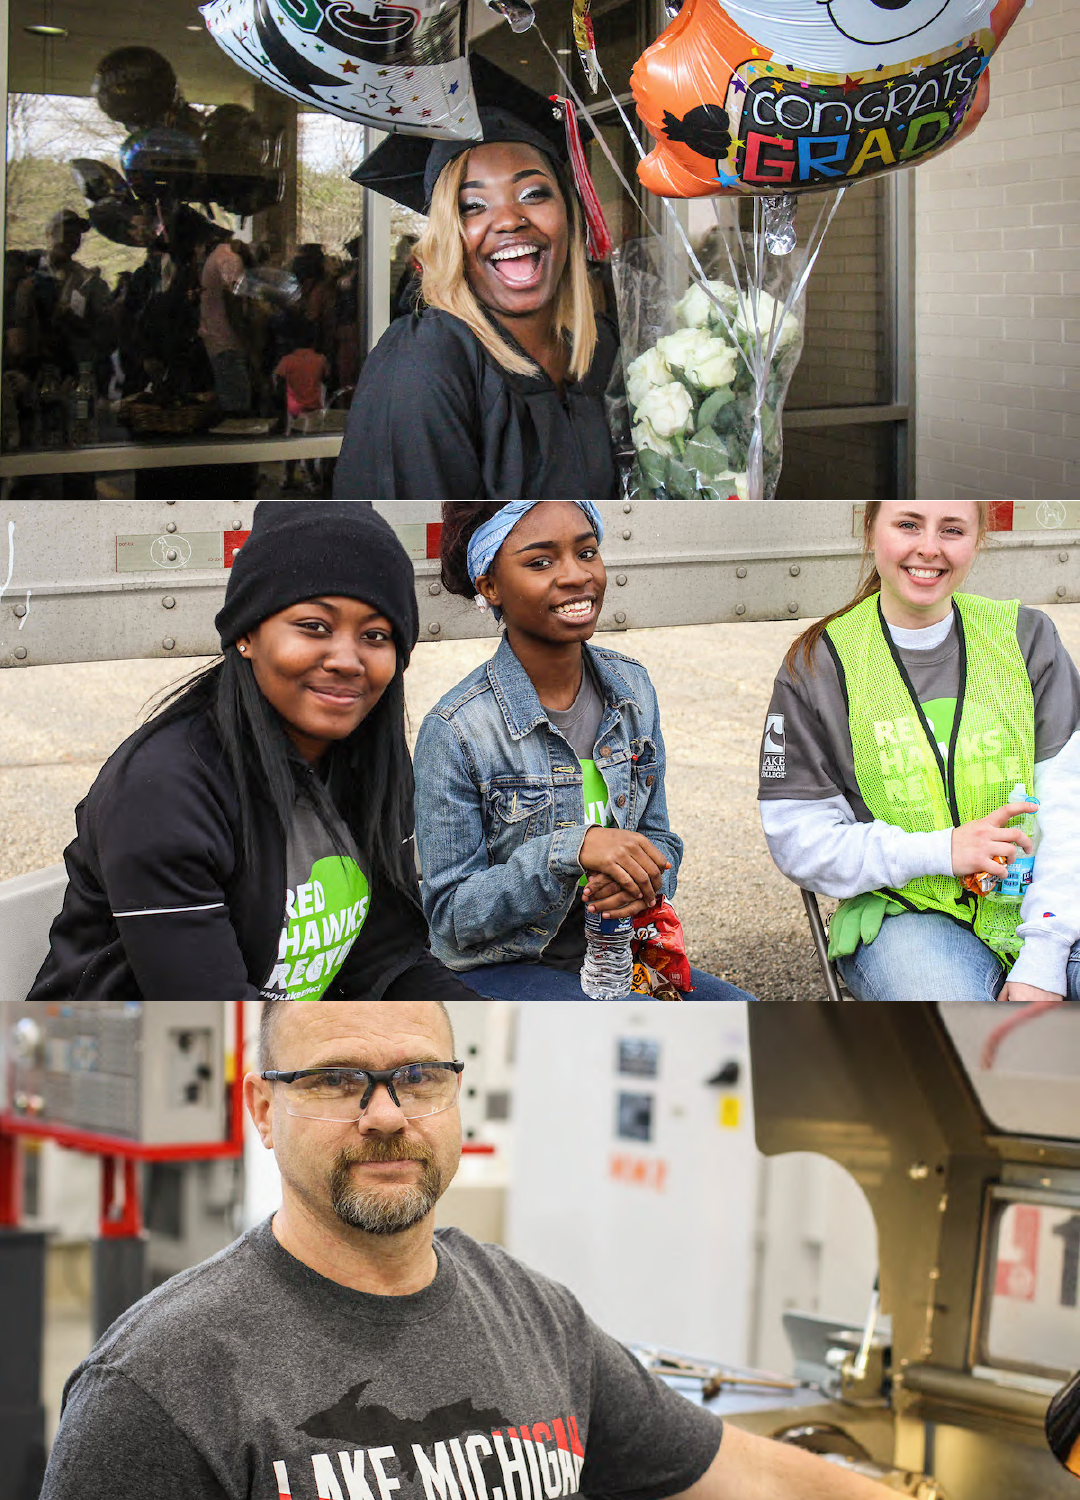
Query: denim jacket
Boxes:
[{"xmin": 413, "ymin": 635, "xmax": 683, "ymax": 970}]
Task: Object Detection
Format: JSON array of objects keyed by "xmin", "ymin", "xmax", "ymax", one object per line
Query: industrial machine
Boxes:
[
  {"xmin": 5, "ymin": 1000, "xmax": 232, "ymax": 1148},
  {"xmin": 511, "ymin": 1002, "xmax": 1080, "ymax": 1500}
]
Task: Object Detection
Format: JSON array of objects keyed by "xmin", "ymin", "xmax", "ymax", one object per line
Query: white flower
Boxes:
[
  {"xmin": 625, "ymin": 346, "xmax": 674, "ymax": 412},
  {"xmin": 675, "ymin": 279, "xmax": 740, "ymax": 330},
  {"xmin": 634, "ymin": 381, "xmax": 694, "ymax": 438},
  {"xmin": 712, "ymin": 470, "xmax": 750, "ymax": 500},
  {"xmin": 683, "ymin": 338, "xmax": 739, "ymax": 391},
  {"xmin": 632, "ymin": 418, "xmax": 676, "ymax": 458},
  {"xmin": 736, "ymin": 290, "xmax": 800, "ymax": 352},
  {"xmin": 655, "ymin": 327, "xmax": 714, "ymax": 373}
]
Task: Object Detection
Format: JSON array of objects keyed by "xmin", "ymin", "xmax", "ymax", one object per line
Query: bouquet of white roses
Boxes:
[{"xmin": 622, "ymin": 276, "xmax": 802, "ymax": 500}]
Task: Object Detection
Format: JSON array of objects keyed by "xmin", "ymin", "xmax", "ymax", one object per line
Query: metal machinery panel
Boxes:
[
  {"xmin": 746, "ymin": 1003, "xmax": 1080, "ymax": 1500},
  {"xmin": 0, "ymin": 501, "xmax": 1076, "ymax": 667},
  {"xmin": 507, "ymin": 1001, "xmax": 757, "ymax": 1366},
  {"xmin": 5, "ymin": 1001, "xmax": 228, "ymax": 1147}
]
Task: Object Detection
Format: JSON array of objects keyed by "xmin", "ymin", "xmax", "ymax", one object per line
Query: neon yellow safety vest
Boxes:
[{"xmin": 824, "ymin": 592, "xmax": 1035, "ymax": 961}]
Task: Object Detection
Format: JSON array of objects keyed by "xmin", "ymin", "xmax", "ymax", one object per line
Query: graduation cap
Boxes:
[
  {"xmin": 351, "ymin": 53, "xmax": 611, "ymax": 259},
  {"xmin": 351, "ymin": 55, "xmax": 568, "ymax": 215}
]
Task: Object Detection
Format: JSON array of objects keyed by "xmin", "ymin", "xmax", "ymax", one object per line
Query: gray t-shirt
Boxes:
[
  {"xmin": 543, "ymin": 662, "xmax": 608, "ymax": 969},
  {"xmin": 42, "ymin": 1222, "xmax": 723, "ymax": 1500},
  {"xmin": 758, "ymin": 606, "xmax": 1080, "ymax": 817}
]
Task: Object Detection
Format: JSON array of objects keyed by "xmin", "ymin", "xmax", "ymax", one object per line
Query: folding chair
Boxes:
[{"xmin": 800, "ymin": 888, "xmax": 851, "ymax": 1002}]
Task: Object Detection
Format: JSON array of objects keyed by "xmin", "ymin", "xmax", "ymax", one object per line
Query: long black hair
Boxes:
[
  {"xmin": 439, "ymin": 503, "xmax": 505, "ymax": 599},
  {"xmin": 128, "ymin": 646, "xmax": 416, "ymax": 893}
]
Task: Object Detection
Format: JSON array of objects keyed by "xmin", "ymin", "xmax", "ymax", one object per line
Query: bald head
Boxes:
[{"xmin": 260, "ymin": 1000, "xmax": 455, "ymax": 1071}]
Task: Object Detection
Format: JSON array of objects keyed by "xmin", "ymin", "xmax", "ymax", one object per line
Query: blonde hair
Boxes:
[
  {"xmin": 416, "ymin": 148, "xmax": 597, "ymax": 382},
  {"xmin": 785, "ymin": 501, "xmax": 991, "ymax": 678}
]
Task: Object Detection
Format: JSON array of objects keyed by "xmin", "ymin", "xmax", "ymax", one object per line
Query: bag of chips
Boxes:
[{"xmin": 631, "ymin": 898, "xmax": 692, "ymax": 993}]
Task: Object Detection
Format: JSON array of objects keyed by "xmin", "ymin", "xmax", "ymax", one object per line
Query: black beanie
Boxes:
[{"xmin": 215, "ymin": 501, "xmax": 420, "ymax": 661}]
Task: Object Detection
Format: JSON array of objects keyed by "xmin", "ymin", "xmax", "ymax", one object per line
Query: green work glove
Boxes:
[{"xmin": 827, "ymin": 891, "xmax": 906, "ymax": 962}]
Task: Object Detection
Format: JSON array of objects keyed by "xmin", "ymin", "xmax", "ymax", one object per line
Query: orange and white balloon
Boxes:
[{"xmin": 631, "ymin": 0, "xmax": 1025, "ymax": 197}]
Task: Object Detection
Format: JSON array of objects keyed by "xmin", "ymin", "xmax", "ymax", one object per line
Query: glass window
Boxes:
[
  {"xmin": 785, "ymin": 177, "xmax": 890, "ymax": 411},
  {"xmin": 777, "ymin": 421, "xmax": 900, "ymax": 500},
  {"xmin": 3, "ymin": 2, "xmax": 368, "ymax": 495},
  {"xmin": 981, "ymin": 1195, "xmax": 1080, "ymax": 1380}
]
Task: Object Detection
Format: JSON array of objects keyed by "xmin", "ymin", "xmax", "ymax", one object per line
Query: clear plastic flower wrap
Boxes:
[{"xmin": 609, "ymin": 222, "xmax": 808, "ymax": 500}]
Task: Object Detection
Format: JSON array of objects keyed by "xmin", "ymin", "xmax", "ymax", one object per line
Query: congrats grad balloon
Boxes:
[
  {"xmin": 200, "ymin": 0, "xmax": 481, "ymax": 138},
  {"xmin": 631, "ymin": 0, "xmax": 1025, "ymax": 196}
]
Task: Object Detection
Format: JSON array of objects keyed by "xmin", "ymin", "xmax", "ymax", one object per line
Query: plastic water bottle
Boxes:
[
  {"xmin": 988, "ymin": 782, "xmax": 1040, "ymax": 902},
  {"xmin": 580, "ymin": 910, "xmax": 634, "ymax": 999}
]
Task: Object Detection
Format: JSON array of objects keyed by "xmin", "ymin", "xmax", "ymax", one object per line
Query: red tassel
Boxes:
[{"xmin": 550, "ymin": 95, "xmax": 613, "ymax": 262}]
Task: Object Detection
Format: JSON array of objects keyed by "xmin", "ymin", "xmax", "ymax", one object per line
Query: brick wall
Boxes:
[{"xmin": 914, "ymin": 0, "xmax": 1079, "ymax": 498}]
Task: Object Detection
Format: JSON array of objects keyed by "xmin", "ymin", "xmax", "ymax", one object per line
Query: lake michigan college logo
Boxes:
[{"xmin": 761, "ymin": 712, "xmax": 786, "ymax": 779}]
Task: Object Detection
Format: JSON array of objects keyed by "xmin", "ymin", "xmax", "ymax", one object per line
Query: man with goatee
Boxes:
[{"xmin": 42, "ymin": 1000, "xmax": 896, "ymax": 1500}]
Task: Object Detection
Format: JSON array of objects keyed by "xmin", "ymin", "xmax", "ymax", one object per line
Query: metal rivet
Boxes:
[
  {"xmin": 735, "ymin": 603, "xmax": 746, "ymax": 616},
  {"xmin": 1057, "ymin": 585, "xmax": 1067, "ymax": 598},
  {"xmin": 165, "ymin": 520, "xmax": 177, "ymax": 533},
  {"xmin": 14, "ymin": 646, "xmax": 27, "ymax": 660},
  {"xmin": 621, "ymin": 529, "xmax": 631, "ymax": 541},
  {"xmin": 428, "ymin": 621, "xmax": 441, "ymax": 635},
  {"xmin": 233, "ymin": 518, "xmax": 243, "ymax": 530},
  {"xmin": 13, "ymin": 603, "xmax": 26, "ymax": 618},
  {"xmin": 789, "ymin": 564, "xmax": 801, "ymax": 577},
  {"xmin": 614, "ymin": 611, "xmax": 626, "ymax": 624},
  {"xmin": 428, "ymin": 582, "xmax": 441, "ymax": 596},
  {"xmin": 622, "ymin": 503, "xmax": 632, "ymax": 514},
  {"xmin": 166, "ymin": 548, "xmax": 178, "ymax": 562},
  {"xmin": 1059, "ymin": 552, "xmax": 1069, "ymax": 563},
  {"xmin": 736, "ymin": 567, "xmax": 747, "ymax": 579},
  {"xmin": 615, "ymin": 573, "xmax": 627, "ymax": 586},
  {"xmin": 162, "ymin": 637, "xmax": 175, "ymax": 650},
  {"xmin": 162, "ymin": 596, "xmax": 176, "ymax": 609},
  {"xmin": 615, "ymin": 794, "xmax": 627, "ymax": 808},
  {"xmin": 788, "ymin": 601, "xmax": 799, "ymax": 614}
]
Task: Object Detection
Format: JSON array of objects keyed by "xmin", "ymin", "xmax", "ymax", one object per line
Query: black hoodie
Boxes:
[{"xmin": 27, "ymin": 706, "xmax": 461, "ymax": 1011}]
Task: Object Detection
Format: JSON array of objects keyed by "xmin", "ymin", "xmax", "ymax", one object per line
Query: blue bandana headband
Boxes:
[{"xmin": 466, "ymin": 502, "xmax": 605, "ymax": 620}]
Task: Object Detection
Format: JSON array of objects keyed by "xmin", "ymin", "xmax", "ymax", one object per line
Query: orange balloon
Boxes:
[{"xmin": 631, "ymin": 0, "xmax": 1026, "ymax": 198}]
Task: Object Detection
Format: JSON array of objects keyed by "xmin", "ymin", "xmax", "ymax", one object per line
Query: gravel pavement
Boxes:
[{"xmin": 2, "ymin": 607, "xmax": 1077, "ymax": 1001}]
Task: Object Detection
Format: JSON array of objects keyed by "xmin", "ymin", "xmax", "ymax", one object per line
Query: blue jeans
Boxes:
[
  {"xmin": 836, "ymin": 910, "xmax": 1080, "ymax": 1001},
  {"xmin": 454, "ymin": 961, "xmax": 757, "ymax": 1002}
]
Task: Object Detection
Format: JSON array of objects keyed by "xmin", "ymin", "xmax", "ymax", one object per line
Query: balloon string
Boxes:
[
  {"xmin": 536, "ymin": 26, "xmax": 845, "ymax": 494},
  {"xmin": 536, "ymin": 30, "xmax": 763, "ymax": 376}
]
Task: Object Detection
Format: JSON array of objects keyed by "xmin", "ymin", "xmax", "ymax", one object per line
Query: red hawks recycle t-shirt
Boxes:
[
  {"xmin": 44, "ymin": 1224, "xmax": 724, "ymax": 1500},
  {"xmin": 261, "ymin": 794, "xmax": 371, "ymax": 1003}
]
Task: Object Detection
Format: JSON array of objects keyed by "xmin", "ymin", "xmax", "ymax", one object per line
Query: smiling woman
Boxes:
[
  {"xmin": 332, "ymin": 76, "xmax": 619, "ymax": 501},
  {"xmin": 25, "ymin": 501, "xmax": 476, "ymax": 1016},
  {"xmin": 757, "ymin": 501, "xmax": 1080, "ymax": 1003},
  {"xmin": 411, "ymin": 501, "xmax": 757, "ymax": 1003}
]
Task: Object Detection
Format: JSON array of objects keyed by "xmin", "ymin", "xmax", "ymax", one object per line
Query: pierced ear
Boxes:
[{"xmin": 476, "ymin": 573, "xmax": 500, "ymax": 610}]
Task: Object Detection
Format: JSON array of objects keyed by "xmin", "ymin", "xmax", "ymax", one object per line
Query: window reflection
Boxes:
[{"xmin": 3, "ymin": 11, "xmax": 368, "ymax": 494}]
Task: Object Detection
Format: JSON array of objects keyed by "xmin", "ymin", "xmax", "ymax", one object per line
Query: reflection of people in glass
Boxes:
[
  {"xmin": 198, "ymin": 237, "xmax": 252, "ymax": 415},
  {"xmin": 275, "ymin": 313, "xmax": 329, "ymax": 493},
  {"xmin": 390, "ymin": 233, "xmax": 419, "ymax": 320},
  {"xmin": 758, "ymin": 501, "xmax": 1080, "ymax": 1003},
  {"xmin": 335, "ymin": 108, "xmax": 618, "ymax": 500},
  {"xmin": 36, "ymin": 210, "xmax": 109, "ymax": 378}
]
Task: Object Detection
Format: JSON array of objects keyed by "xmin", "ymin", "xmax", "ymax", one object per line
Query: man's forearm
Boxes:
[{"xmin": 687, "ymin": 1422, "xmax": 898, "ymax": 1500}]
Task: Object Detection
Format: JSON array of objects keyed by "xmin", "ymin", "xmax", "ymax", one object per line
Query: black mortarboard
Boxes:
[{"xmin": 351, "ymin": 54, "xmax": 576, "ymax": 215}]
